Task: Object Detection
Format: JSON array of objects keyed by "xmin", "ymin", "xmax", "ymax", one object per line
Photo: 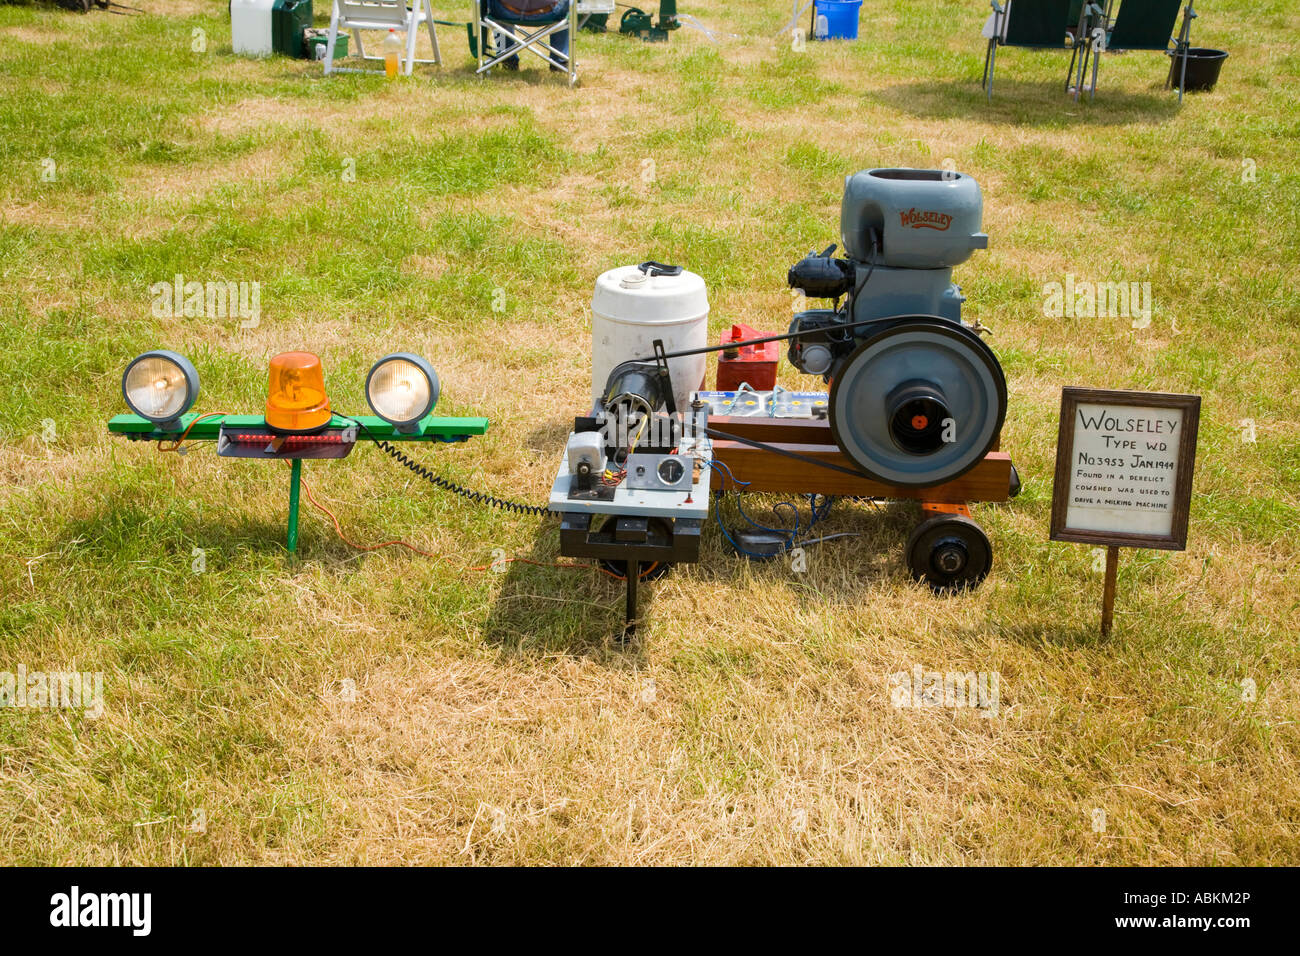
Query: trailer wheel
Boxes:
[
  {"xmin": 600, "ymin": 558, "xmax": 673, "ymax": 581},
  {"xmin": 906, "ymin": 514, "xmax": 992, "ymax": 593},
  {"xmin": 593, "ymin": 516, "xmax": 674, "ymax": 581}
]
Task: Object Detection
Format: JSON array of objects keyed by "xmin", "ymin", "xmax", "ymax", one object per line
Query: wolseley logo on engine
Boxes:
[{"xmin": 899, "ymin": 208, "xmax": 953, "ymax": 231}]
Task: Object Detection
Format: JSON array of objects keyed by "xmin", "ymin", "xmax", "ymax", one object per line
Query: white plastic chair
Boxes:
[{"xmin": 324, "ymin": 0, "xmax": 441, "ymax": 76}]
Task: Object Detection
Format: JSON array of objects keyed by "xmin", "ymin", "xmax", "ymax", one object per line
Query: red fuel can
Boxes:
[{"xmin": 715, "ymin": 323, "xmax": 779, "ymax": 392}]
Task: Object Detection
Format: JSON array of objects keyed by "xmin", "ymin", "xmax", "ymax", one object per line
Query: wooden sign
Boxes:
[{"xmin": 1050, "ymin": 387, "xmax": 1201, "ymax": 634}]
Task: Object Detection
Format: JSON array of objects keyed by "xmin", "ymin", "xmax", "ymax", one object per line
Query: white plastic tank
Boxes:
[
  {"xmin": 232, "ymin": 0, "xmax": 276, "ymax": 57},
  {"xmin": 591, "ymin": 263, "xmax": 709, "ymax": 414}
]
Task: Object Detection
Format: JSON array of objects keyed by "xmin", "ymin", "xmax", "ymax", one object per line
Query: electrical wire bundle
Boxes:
[
  {"xmin": 600, "ymin": 409, "xmax": 650, "ymax": 488},
  {"xmin": 150, "ymin": 408, "xmax": 871, "ymax": 568},
  {"xmin": 703, "ymin": 459, "xmax": 855, "ymax": 560},
  {"xmin": 371, "ymin": 436, "xmax": 555, "ymax": 517}
]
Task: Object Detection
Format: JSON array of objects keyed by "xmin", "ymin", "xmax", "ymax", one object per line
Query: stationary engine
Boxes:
[
  {"xmin": 786, "ymin": 168, "xmax": 1006, "ymax": 488},
  {"xmin": 548, "ymin": 174, "xmax": 1017, "ymax": 632}
]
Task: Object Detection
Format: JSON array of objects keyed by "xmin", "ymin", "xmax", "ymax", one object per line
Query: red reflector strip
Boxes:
[{"xmin": 228, "ymin": 433, "xmax": 349, "ymax": 444}]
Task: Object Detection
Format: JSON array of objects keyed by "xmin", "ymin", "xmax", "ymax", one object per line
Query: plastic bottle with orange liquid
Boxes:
[{"xmin": 383, "ymin": 28, "xmax": 401, "ymax": 78}]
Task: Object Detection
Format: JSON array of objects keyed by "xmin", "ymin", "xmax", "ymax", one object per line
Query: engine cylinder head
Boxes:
[{"xmin": 840, "ymin": 168, "xmax": 988, "ymax": 269}]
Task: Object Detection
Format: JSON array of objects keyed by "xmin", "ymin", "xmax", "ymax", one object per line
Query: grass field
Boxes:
[{"xmin": 0, "ymin": 0, "xmax": 1297, "ymax": 865}]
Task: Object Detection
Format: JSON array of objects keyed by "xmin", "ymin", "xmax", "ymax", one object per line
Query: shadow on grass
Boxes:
[
  {"xmin": 479, "ymin": 519, "xmax": 652, "ymax": 663},
  {"xmin": 525, "ymin": 419, "xmax": 572, "ymax": 459},
  {"xmin": 474, "ymin": 498, "xmax": 915, "ymax": 661},
  {"xmin": 440, "ymin": 62, "xmax": 578, "ymax": 87},
  {"xmin": 60, "ymin": 500, "xmax": 298, "ymax": 565},
  {"xmin": 679, "ymin": 496, "xmax": 922, "ymax": 606},
  {"xmin": 874, "ymin": 78, "xmax": 1182, "ymax": 127}
]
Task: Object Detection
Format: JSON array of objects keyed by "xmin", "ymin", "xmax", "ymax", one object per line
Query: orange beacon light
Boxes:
[{"xmin": 265, "ymin": 351, "xmax": 332, "ymax": 434}]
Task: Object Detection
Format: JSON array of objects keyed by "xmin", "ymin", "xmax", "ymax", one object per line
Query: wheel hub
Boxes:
[
  {"xmin": 932, "ymin": 537, "xmax": 968, "ymax": 574},
  {"xmin": 905, "ymin": 513, "xmax": 993, "ymax": 592},
  {"xmin": 887, "ymin": 381, "xmax": 951, "ymax": 456}
]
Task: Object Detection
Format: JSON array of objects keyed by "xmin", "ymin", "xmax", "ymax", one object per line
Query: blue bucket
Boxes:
[{"xmin": 814, "ymin": 0, "xmax": 861, "ymax": 40}]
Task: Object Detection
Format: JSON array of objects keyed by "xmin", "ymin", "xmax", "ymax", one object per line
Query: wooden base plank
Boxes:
[
  {"xmin": 706, "ymin": 414, "xmax": 1011, "ymax": 502},
  {"xmin": 711, "ymin": 442, "xmax": 1013, "ymax": 503}
]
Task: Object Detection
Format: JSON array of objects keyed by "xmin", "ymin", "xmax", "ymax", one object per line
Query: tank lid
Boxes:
[{"xmin": 593, "ymin": 264, "xmax": 709, "ymax": 323}]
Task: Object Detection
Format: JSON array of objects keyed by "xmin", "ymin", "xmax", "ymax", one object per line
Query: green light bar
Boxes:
[{"xmin": 107, "ymin": 413, "xmax": 490, "ymax": 442}]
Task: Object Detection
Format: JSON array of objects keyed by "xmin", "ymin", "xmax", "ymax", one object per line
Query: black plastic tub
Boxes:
[{"xmin": 1168, "ymin": 47, "xmax": 1229, "ymax": 92}]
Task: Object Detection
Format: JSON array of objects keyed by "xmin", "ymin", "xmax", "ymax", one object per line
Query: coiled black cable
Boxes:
[
  {"xmin": 374, "ymin": 438, "xmax": 557, "ymax": 517},
  {"xmin": 344, "ymin": 416, "xmax": 556, "ymax": 518}
]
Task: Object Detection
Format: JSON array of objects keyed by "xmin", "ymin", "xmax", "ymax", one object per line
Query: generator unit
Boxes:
[
  {"xmin": 544, "ymin": 168, "xmax": 1017, "ymax": 636},
  {"xmin": 550, "ymin": 261, "xmax": 715, "ymax": 637}
]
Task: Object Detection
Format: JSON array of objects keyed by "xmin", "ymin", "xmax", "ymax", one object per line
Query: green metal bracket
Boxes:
[
  {"xmin": 108, "ymin": 412, "xmax": 491, "ymax": 554},
  {"xmin": 287, "ymin": 457, "xmax": 303, "ymax": 555}
]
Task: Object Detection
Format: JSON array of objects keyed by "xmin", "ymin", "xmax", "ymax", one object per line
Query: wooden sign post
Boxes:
[{"xmin": 1049, "ymin": 388, "xmax": 1201, "ymax": 635}]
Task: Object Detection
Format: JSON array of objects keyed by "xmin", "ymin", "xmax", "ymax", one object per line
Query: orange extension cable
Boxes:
[{"xmin": 156, "ymin": 412, "xmax": 229, "ymax": 453}]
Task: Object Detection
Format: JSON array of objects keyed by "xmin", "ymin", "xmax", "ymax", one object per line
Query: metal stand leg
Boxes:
[
  {"xmin": 287, "ymin": 458, "xmax": 302, "ymax": 555},
  {"xmin": 1171, "ymin": 2, "xmax": 1196, "ymax": 104},
  {"xmin": 623, "ymin": 559, "xmax": 639, "ymax": 640},
  {"xmin": 1073, "ymin": 39, "xmax": 1089, "ymax": 101},
  {"xmin": 1090, "ymin": 38, "xmax": 1101, "ymax": 100},
  {"xmin": 323, "ymin": 2, "xmax": 340, "ymax": 74}
]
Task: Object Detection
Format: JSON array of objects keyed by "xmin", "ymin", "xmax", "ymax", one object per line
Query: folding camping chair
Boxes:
[
  {"xmin": 473, "ymin": 0, "xmax": 578, "ymax": 86},
  {"xmin": 982, "ymin": 0, "xmax": 1101, "ymax": 100},
  {"xmin": 1064, "ymin": 0, "xmax": 1110, "ymax": 100},
  {"xmin": 323, "ymin": 0, "xmax": 442, "ymax": 76},
  {"xmin": 1084, "ymin": 0, "xmax": 1197, "ymax": 103}
]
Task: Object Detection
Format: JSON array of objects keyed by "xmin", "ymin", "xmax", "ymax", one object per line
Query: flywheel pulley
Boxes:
[{"xmin": 828, "ymin": 317, "xmax": 1007, "ymax": 487}]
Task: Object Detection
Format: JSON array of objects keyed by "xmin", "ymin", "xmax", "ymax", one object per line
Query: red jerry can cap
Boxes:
[
  {"xmin": 720, "ymin": 324, "xmax": 778, "ymax": 360},
  {"xmin": 716, "ymin": 324, "xmax": 779, "ymax": 392}
]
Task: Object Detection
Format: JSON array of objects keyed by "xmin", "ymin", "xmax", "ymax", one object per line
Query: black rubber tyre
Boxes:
[
  {"xmin": 600, "ymin": 558, "xmax": 673, "ymax": 581},
  {"xmin": 593, "ymin": 516, "xmax": 675, "ymax": 581},
  {"xmin": 906, "ymin": 514, "xmax": 992, "ymax": 593}
]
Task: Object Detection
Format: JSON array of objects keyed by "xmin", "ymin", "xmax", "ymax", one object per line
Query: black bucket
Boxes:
[{"xmin": 1168, "ymin": 47, "xmax": 1229, "ymax": 92}]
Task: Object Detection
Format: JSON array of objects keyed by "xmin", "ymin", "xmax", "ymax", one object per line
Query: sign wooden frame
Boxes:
[{"xmin": 1050, "ymin": 387, "xmax": 1200, "ymax": 551}]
